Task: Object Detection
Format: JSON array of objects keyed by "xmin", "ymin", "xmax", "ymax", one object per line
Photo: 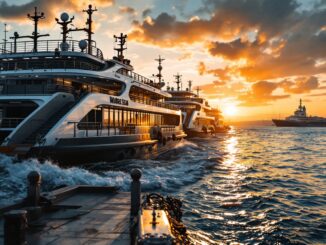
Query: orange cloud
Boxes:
[
  {"xmin": 197, "ymin": 62, "xmax": 232, "ymax": 81},
  {"xmin": 238, "ymin": 81, "xmax": 289, "ymax": 106},
  {"xmin": 279, "ymin": 76, "xmax": 320, "ymax": 94}
]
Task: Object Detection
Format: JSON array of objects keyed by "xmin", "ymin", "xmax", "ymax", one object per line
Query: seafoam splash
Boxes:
[
  {"xmin": 0, "ymin": 154, "xmax": 129, "ymax": 206},
  {"xmin": 0, "ymin": 140, "xmax": 216, "ymax": 206}
]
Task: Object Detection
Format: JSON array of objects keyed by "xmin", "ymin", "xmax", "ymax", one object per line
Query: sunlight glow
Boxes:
[{"xmin": 224, "ymin": 104, "xmax": 238, "ymax": 116}]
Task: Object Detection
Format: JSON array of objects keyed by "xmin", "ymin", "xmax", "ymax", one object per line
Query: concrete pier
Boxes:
[{"xmin": 0, "ymin": 170, "xmax": 142, "ymax": 245}]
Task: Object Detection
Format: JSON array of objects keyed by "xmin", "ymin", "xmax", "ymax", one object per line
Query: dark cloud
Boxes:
[
  {"xmin": 129, "ymin": 0, "xmax": 326, "ymax": 83},
  {"xmin": 207, "ymin": 38, "xmax": 262, "ymax": 60},
  {"xmin": 0, "ymin": 0, "xmax": 114, "ymax": 24},
  {"xmin": 142, "ymin": 8, "xmax": 152, "ymax": 18}
]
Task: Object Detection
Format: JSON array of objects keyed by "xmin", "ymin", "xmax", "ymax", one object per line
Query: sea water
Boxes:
[{"xmin": 0, "ymin": 126, "xmax": 325, "ymax": 244}]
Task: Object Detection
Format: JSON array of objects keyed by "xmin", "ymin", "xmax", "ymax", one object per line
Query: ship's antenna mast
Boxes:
[
  {"xmin": 188, "ymin": 80, "xmax": 192, "ymax": 91},
  {"xmin": 174, "ymin": 73, "xmax": 182, "ymax": 91},
  {"xmin": 114, "ymin": 33, "xmax": 127, "ymax": 61},
  {"xmin": 27, "ymin": 7, "xmax": 49, "ymax": 52},
  {"xmin": 196, "ymin": 86, "xmax": 201, "ymax": 96},
  {"xmin": 55, "ymin": 13, "xmax": 75, "ymax": 46},
  {"xmin": 155, "ymin": 55, "xmax": 165, "ymax": 83},
  {"xmin": 3, "ymin": 23, "xmax": 8, "ymax": 53},
  {"xmin": 10, "ymin": 31, "xmax": 34, "ymax": 53},
  {"xmin": 83, "ymin": 4, "xmax": 97, "ymax": 55},
  {"xmin": 66, "ymin": 4, "xmax": 97, "ymax": 54}
]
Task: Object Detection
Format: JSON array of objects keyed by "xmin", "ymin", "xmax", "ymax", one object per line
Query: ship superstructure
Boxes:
[
  {"xmin": 272, "ymin": 99, "xmax": 326, "ymax": 127},
  {"xmin": 0, "ymin": 6, "xmax": 186, "ymax": 164}
]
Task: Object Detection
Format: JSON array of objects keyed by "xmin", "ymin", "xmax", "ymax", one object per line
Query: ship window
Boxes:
[{"xmin": 78, "ymin": 105, "xmax": 180, "ymax": 131}]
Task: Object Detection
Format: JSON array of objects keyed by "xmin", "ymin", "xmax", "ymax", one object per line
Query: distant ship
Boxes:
[
  {"xmin": 272, "ymin": 99, "xmax": 326, "ymax": 127},
  {"xmin": 164, "ymin": 74, "xmax": 230, "ymax": 137}
]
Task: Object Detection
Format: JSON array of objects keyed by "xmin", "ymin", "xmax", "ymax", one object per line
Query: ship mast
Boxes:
[
  {"xmin": 196, "ymin": 86, "xmax": 201, "ymax": 96},
  {"xmin": 188, "ymin": 80, "xmax": 192, "ymax": 91},
  {"xmin": 3, "ymin": 23, "xmax": 8, "ymax": 53},
  {"xmin": 114, "ymin": 33, "xmax": 127, "ymax": 61},
  {"xmin": 83, "ymin": 4, "xmax": 97, "ymax": 55},
  {"xmin": 55, "ymin": 13, "xmax": 75, "ymax": 47},
  {"xmin": 155, "ymin": 55, "xmax": 165, "ymax": 83},
  {"xmin": 66, "ymin": 4, "xmax": 97, "ymax": 55},
  {"xmin": 174, "ymin": 73, "xmax": 182, "ymax": 91},
  {"xmin": 27, "ymin": 7, "xmax": 49, "ymax": 52}
]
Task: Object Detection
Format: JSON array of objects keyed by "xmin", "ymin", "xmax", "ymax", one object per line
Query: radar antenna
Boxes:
[
  {"xmin": 55, "ymin": 13, "xmax": 75, "ymax": 46},
  {"xmin": 114, "ymin": 33, "xmax": 127, "ymax": 61},
  {"xmin": 174, "ymin": 73, "xmax": 182, "ymax": 91},
  {"xmin": 27, "ymin": 7, "xmax": 50, "ymax": 52},
  {"xmin": 155, "ymin": 55, "xmax": 165, "ymax": 83}
]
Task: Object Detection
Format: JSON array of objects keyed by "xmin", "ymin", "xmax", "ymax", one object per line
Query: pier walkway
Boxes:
[{"xmin": 0, "ymin": 185, "xmax": 133, "ymax": 245}]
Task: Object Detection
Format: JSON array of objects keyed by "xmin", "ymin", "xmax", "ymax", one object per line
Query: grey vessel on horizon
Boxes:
[{"xmin": 272, "ymin": 99, "xmax": 326, "ymax": 127}]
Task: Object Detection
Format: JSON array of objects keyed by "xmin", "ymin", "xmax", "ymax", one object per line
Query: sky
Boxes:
[{"xmin": 0, "ymin": 0, "xmax": 325, "ymax": 121}]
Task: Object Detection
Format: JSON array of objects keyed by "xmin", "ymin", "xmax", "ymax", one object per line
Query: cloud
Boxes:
[
  {"xmin": 128, "ymin": 0, "xmax": 326, "ymax": 84},
  {"xmin": 119, "ymin": 6, "xmax": 136, "ymax": 16},
  {"xmin": 200, "ymin": 81, "xmax": 245, "ymax": 99},
  {"xmin": 197, "ymin": 62, "xmax": 232, "ymax": 81},
  {"xmin": 0, "ymin": 0, "xmax": 114, "ymax": 24},
  {"xmin": 142, "ymin": 8, "xmax": 152, "ymax": 18},
  {"xmin": 279, "ymin": 76, "xmax": 320, "ymax": 94},
  {"xmin": 238, "ymin": 81, "xmax": 289, "ymax": 106},
  {"xmin": 308, "ymin": 92, "xmax": 326, "ymax": 97},
  {"xmin": 178, "ymin": 52, "xmax": 192, "ymax": 61}
]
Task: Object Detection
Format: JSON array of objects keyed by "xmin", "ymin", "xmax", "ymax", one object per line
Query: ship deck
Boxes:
[{"xmin": 0, "ymin": 186, "xmax": 131, "ymax": 245}]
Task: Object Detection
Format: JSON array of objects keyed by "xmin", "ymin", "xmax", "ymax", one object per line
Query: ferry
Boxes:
[
  {"xmin": 0, "ymin": 6, "xmax": 186, "ymax": 165},
  {"xmin": 272, "ymin": 99, "xmax": 326, "ymax": 127},
  {"xmin": 163, "ymin": 71, "xmax": 229, "ymax": 137}
]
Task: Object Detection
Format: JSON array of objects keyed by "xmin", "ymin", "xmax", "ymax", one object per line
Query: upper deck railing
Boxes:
[
  {"xmin": 116, "ymin": 69, "xmax": 164, "ymax": 89},
  {"xmin": 0, "ymin": 40, "xmax": 104, "ymax": 60}
]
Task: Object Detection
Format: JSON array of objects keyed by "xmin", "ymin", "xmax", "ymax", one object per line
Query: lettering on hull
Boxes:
[{"xmin": 110, "ymin": 96, "xmax": 129, "ymax": 106}]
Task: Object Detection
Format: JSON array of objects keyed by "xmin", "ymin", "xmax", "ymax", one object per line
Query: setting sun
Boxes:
[{"xmin": 224, "ymin": 105, "xmax": 238, "ymax": 116}]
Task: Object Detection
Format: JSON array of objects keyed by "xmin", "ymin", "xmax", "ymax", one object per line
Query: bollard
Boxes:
[
  {"xmin": 26, "ymin": 171, "xmax": 41, "ymax": 206},
  {"xmin": 4, "ymin": 210, "xmax": 27, "ymax": 245},
  {"xmin": 130, "ymin": 168, "xmax": 142, "ymax": 216}
]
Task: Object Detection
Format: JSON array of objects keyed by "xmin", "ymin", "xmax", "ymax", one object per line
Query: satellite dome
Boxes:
[
  {"xmin": 79, "ymin": 40, "xmax": 88, "ymax": 50},
  {"xmin": 60, "ymin": 12, "xmax": 69, "ymax": 22}
]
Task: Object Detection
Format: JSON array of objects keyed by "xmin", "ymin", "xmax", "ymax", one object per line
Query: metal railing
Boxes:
[
  {"xmin": 68, "ymin": 122, "xmax": 137, "ymax": 137},
  {"xmin": 0, "ymin": 39, "xmax": 104, "ymax": 60},
  {"xmin": 116, "ymin": 69, "xmax": 163, "ymax": 89},
  {"xmin": 0, "ymin": 118, "xmax": 24, "ymax": 128},
  {"xmin": 129, "ymin": 95, "xmax": 179, "ymax": 111}
]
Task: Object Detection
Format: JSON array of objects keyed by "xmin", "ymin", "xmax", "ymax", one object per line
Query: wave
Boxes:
[{"xmin": 0, "ymin": 139, "xmax": 215, "ymax": 206}]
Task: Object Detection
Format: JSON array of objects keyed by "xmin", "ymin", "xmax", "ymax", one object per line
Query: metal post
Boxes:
[
  {"xmin": 130, "ymin": 168, "xmax": 142, "ymax": 216},
  {"xmin": 26, "ymin": 171, "xmax": 41, "ymax": 206},
  {"xmin": 4, "ymin": 210, "xmax": 27, "ymax": 245}
]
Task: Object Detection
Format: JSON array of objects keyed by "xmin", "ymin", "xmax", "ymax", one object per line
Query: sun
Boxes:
[{"xmin": 224, "ymin": 104, "xmax": 238, "ymax": 116}]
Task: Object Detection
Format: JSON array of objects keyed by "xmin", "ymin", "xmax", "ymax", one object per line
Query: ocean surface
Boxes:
[{"xmin": 0, "ymin": 126, "xmax": 325, "ymax": 244}]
